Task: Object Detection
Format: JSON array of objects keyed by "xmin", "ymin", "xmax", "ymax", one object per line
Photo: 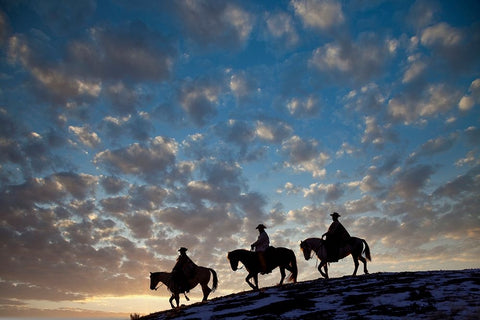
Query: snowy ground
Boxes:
[{"xmin": 139, "ymin": 269, "xmax": 480, "ymax": 319}]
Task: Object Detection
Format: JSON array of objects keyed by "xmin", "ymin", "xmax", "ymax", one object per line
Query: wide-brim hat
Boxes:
[
  {"xmin": 256, "ymin": 224, "xmax": 266, "ymax": 230},
  {"xmin": 178, "ymin": 247, "xmax": 188, "ymax": 253},
  {"xmin": 330, "ymin": 212, "xmax": 341, "ymax": 218}
]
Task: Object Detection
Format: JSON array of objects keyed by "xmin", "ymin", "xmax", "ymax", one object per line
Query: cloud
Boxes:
[
  {"xmin": 215, "ymin": 119, "xmax": 256, "ymax": 153},
  {"xmin": 94, "ymin": 136, "xmax": 178, "ymax": 181},
  {"xmin": 7, "ymin": 35, "xmax": 102, "ymax": 105},
  {"xmin": 407, "ymin": 0, "xmax": 439, "ymax": 30},
  {"xmin": 419, "ymin": 22, "xmax": 480, "ymax": 72},
  {"xmin": 265, "ymin": 11, "xmax": 299, "ymax": 47},
  {"xmin": 303, "ymin": 182, "xmax": 345, "ymax": 202},
  {"xmin": 389, "ymin": 164, "xmax": 435, "ymax": 199},
  {"xmin": 344, "ymin": 195, "xmax": 378, "ymax": 214},
  {"xmin": 459, "ymin": 78, "xmax": 480, "ymax": 111},
  {"xmin": 402, "ymin": 58, "xmax": 427, "ymax": 84},
  {"xmin": 129, "ymin": 184, "xmax": 167, "ymax": 211},
  {"xmin": 309, "ymin": 33, "xmax": 394, "ymax": 84},
  {"xmin": 174, "ymin": 0, "xmax": 253, "ymax": 48},
  {"xmin": 286, "ymin": 96, "xmax": 320, "ymax": 118},
  {"xmin": 255, "ymin": 120, "xmax": 293, "ymax": 143},
  {"xmin": 68, "ymin": 21, "xmax": 175, "ymax": 82},
  {"xmin": 361, "ymin": 116, "xmax": 391, "ymax": 148},
  {"xmin": 179, "ymin": 79, "xmax": 221, "ymax": 126},
  {"xmin": 30, "ymin": 0, "xmax": 96, "ymax": 36},
  {"xmin": 407, "ymin": 133, "xmax": 459, "ymax": 164},
  {"xmin": 421, "ymin": 23, "xmax": 463, "ymax": 47},
  {"xmin": 281, "ymin": 135, "xmax": 329, "ymax": 178},
  {"xmin": 291, "ymin": 0, "xmax": 344, "ymax": 31},
  {"xmin": 388, "ymin": 84, "xmax": 461, "ymax": 124},
  {"xmin": 6, "ymin": 20, "xmax": 175, "ymax": 107},
  {"xmin": 433, "ymin": 165, "xmax": 480, "ymax": 199},
  {"xmin": 100, "ymin": 113, "xmax": 153, "ymax": 143},
  {"xmin": 68, "ymin": 125, "xmax": 101, "ymax": 148},
  {"xmin": 229, "ymin": 71, "xmax": 258, "ymax": 103}
]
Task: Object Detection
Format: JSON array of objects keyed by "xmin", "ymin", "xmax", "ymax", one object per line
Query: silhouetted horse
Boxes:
[
  {"xmin": 227, "ymin": 247, "xmax": 297, "ymax": 290},
  {"xmin": 300, "ymin": 237, "xmax": 371, "ymax": 279},
  {"xmin": 149, "ymin": 267, "xmax": 218, "ymax": 308}
]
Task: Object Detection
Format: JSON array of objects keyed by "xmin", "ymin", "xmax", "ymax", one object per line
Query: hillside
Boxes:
[{"xmin": 139, "ymin": 269, "xmax": 480, "ymax": 319}]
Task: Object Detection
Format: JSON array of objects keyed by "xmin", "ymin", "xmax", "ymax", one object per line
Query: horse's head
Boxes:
[
  {"xmin": 149, "ymin": 272, "xmax": 159, "ymax": 290},
  {"xmin": 227, "ymin": 251, "xmax": 239, "ymax": 271},
  {"xmin": 300, "ymin": 240, "xmax": 312, "ymax": 261}
]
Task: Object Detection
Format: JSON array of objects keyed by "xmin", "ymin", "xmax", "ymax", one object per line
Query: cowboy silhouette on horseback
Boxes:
[
  {"xmin": 250, "ymin": 224, "xmax": 269, "ymax": 273},
  {"xmin": 322, "ymin": 212, "xmax": 351, "ymax": 262},
  {"xmin": 150, "ymin": 247, "xmax": 218, "ymax": 308},
  {"xmin": 172, "ymin": 247, "xmax": 196, "ymax": 293}
]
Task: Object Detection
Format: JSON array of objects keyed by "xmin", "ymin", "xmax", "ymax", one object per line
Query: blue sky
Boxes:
[{"xmin": 1, "ymin": 0, "xmax": 479, "ymax": 317}]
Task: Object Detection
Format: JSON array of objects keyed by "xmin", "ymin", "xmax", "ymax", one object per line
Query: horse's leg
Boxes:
[
  {"xmin": 279, "ymin": 267, "xmax": 286, "ymax": 285},
  {"xmin": 169, "ymin": 294, "xmax": 175, "ymax": 309},
  {"xmin": 358, "ymin": 255, "xmax": 368, "ymax": 274},
  {"xmin": 201, "ymin": 283, "xmax": 211, "ymax": 301},
  {"xmin": 318, "ymin": 260, "xmax": 328, "ymax": 279},
  {"xmin": 245, "ymin": 273, "xmax": 257, "ymax": 290},
  {"xmin": 352, "ymin": 256, "xmax": 359, "ymax": 276},
  {"xmin": 253, "ymin": 273, "xmax": 259, "ymax": 290}
]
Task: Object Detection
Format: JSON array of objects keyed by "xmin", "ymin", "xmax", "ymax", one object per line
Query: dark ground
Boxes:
[{"xmin": 139, "ymin": 269, "xmax": 480, "ymax": 320}]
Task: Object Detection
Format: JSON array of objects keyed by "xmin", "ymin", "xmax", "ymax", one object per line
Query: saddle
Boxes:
[
  {"xmin": 326, "ymin": 239, "xmax": 353, "ymax": 262},
  {"xmin": 259, "ymin": 246, "xmax": 276, "ymax": 274}
]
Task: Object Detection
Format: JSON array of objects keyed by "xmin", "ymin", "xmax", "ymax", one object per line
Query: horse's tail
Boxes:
[
  {"xmin": 209, "ymin": 268, "xmax": 218, "ymax": 292},
  {"xmin": 288, "ymin": 250, "xmax": 298, "ymax": 283},
  {"xmin": 362, "ymin": 239, "xmax": 372, "ymax": 261}
]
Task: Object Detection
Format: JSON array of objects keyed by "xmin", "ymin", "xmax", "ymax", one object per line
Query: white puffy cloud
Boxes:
[
  {"xmin": 421, "ymin": 23, "xmax": 463, "ymax": 47},
  {"xmin": 291, "ymin": 0, "xmax": 344, "ymax": 30},
  {"xmin": 68, "ymin": 126, "xmax": 101, "ymax": 148},
  {"xmin": 309, "ymin": 34, "xmax": 394, "ymax": 83},
  {"xmin": 286, "ymin": 96, "xmax": 320, "ymax": 117},
  {"xmin": 388, "ymin": 84, "xmax": 461, "ymax": 124}
]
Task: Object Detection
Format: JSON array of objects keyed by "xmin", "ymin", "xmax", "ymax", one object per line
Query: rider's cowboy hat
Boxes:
[
  {"xmin": 330, "ymin": 212, "xmax": 341, "ymax": 218},
  {"xmin": 178, "ymin": 247, "xmax": 188, "ymax": 253},
  {"xmin": 256, "ymin": 224, "xmax": 267, "ymax": 230}
]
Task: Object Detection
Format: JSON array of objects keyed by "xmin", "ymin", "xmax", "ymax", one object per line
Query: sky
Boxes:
[{"xmin": 0, "ymin": 0, "xmax": 479, "ymax": 318}]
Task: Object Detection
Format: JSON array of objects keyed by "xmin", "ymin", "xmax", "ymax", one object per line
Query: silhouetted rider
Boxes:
[
  {"xmin": 172, "ymin": 247, "xmax": 196, "ymax": 293},
  {"xmin": 251, "ymin": 224, "xmax": 270, "ymax": 273},
  {"xmin": 322, "ymin": 212, "xmax": 351, "ymax": 262}
]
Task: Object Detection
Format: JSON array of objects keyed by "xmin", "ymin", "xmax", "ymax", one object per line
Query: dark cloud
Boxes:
[
  {"xmin": 100, "ymin": 176, "xmax": 127, "ymax": 195},
  {"xmin": 31, "ymin": 0, "xmax": 96, "ymax": 36},
  {"xmin": 67, "ymin": 21, "xmax": 175, "ymax": 82},
  {"xmin": 214, "ymin": 119, "xmax": 256, "ymax": 154},
  {"xmin": 433, "ymin": 165, "xmax": 480, "ymax": 199},
  {"xmin": 420, "ymin": 22, "xmax": 480, "ymax": 72},
  {"xmin": 94, "ymin": 136, "xmax": 177, "ymax": 181},
  {"xmin": 178, "ymin": 79, "xmax": 221, "ymax": 126},
  {"xmin": 407, "ymin": 132, "xmax": 459, "ymax": 164},
  {"xmin": 173, "ymin": 0, "xmax": 253, "ymax": 48},
  {"xmin": 129, "ymin": 184, "xmax": 167, "ymax": 211},
  {"xmin": 389, "ymin": 164, "xmax": 435, "ymax": 199}
]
